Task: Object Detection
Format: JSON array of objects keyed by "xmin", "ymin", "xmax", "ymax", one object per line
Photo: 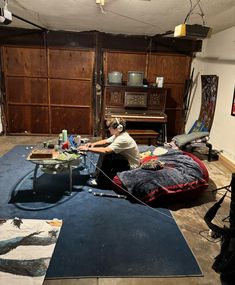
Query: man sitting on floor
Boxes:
[{"xmin": 78, "ymin": 117, "xmax": 140, "ymax": 189}]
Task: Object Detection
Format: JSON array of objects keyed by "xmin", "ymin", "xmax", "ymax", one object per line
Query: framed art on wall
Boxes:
[{"xmin": 231, "ymin": 87, "xmax": 235, "ymax": 116}]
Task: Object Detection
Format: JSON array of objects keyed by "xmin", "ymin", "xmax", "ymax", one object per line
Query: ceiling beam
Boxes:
[{"xmin": 12, "ymin": 13, "xmax": 47, "ymax": 31}]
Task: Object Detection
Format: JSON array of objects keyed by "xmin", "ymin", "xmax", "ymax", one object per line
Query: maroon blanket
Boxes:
[{"xmin": 115, "ymin": 149, "xmax": 208, "ymax": 203}]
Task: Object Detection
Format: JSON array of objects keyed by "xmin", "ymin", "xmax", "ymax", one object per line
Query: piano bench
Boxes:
[{"xmin": 128, "ymin": 129, "xmax": 159, "ymax": 146}]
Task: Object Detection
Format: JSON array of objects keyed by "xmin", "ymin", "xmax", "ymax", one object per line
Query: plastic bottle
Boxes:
[
  {"xmin": 62, "ymin": 130, "xmax": 68, "ymax": 142},
  {"xmin": 58, "ymin": 133, "xmax": 63, "ymax": 146}
]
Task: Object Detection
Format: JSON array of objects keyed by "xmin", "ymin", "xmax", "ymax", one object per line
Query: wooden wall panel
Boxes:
[
  {"xmin": 4, "ymin": 47, "xmax": 47, "ymax": 77},
  {"xmin": 147, "ymin": 54, "xmax": 190, "ymax": 138},
  {"xmin": 163, "ymin": 83, "xmax": 185, "ymax": 138},
  {"xmin": 7, "ymin": 77, "xmax": 48, "ymax": 104},
  {"xmin": 165, "ymin": 109, "xmax": 184, "ymax": 136},
  {"xmin": 8, "ymin": 106, "xmax": 49, "ymax": 133},
  {"xmin": 51, "ymin": 107, "xmax": 91, "ymax": 134},
  {"xmin": 104, "ymin": 51, "xmax": 147, "ymax": 83},
  {"xmin": 3, "ymin": 47, "xmax": 94, "ymax": 135},
  {"xmin": 49, "ymin": 49, "xmax": 94, "ymax": 79},
  {"xmin": 165, "ymin": 83, "xmax": 184, "ymax": 109},
  {"xmin": 147, "ymin": 54, "xmax": 190, "ymax": 83},
  {"xmin": 3, "ymin": 45, "xmax": 190, "ymax": 137},
  {"xmin": 103, "ymin": 51, "xmax": 191, "ymax": 139},
  {"xmin": 48, "ymin": 49, "xmax": 94, "ymax": 135},
  {"xmin": 50, "ymin": 79, "xmax": 91, "ymax": 105}
]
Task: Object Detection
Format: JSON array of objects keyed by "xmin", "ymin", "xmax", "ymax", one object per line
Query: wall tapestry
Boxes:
[
  {"xmin": 231, "ymin": 87, "xmax": 235, "ymax": 116},
  {"xmin": 198, "ymin": 75, "xmax": 219, "ymax": 131},
  {"xmin": 0, "ymin": 218, "xmax": 62, "ymax": 285}
]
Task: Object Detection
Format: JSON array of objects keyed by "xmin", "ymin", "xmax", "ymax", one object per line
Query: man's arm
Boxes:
[
  {"xmin": 88, "ymin": 146, "xmax": 113, "ymax": 154},
  {"xmin": 78, "ymin": 138, "xmax": 113, "ymax": 154},
  {"xmin": 78, "ymin": 138, "xmax": 108, "ymax": 151},
  {"xmin": 79, "ymin": 144, "xmax": 113, "ymax": 154},
  {"xmin": 88, "ymin": 138, "xmax": 109, "ymax": 147}
]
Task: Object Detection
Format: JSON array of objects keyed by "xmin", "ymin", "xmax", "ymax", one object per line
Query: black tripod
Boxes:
[
  {"xmin": 204, "ymin": 173, "xmax": 235, "ymax": 284},
  {"xmin": 211, "ymin": 173, "xmax": 235, "ymax": 224},
  {"xmin": 212, "ymin": 173, "xmax": 234, "ymax": 193},
  {"xmin": 212, "ymin": 184, "xmax": 231, "ymax": 193}
]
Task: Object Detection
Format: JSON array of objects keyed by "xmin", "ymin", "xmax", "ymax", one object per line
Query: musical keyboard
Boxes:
[{"xmin": 102, "ymin": 85, "xmax": 168, "ymax": 142}]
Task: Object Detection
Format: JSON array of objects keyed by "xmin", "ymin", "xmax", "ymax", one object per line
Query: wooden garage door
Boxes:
[{"xmin": 3, "ymin": 46, "xmax": 94, "ymax": 135}]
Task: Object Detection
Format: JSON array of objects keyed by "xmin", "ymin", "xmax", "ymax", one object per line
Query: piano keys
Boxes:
[{"xmin": 105, "ymin": 112, "xmax": 167, "ymax": 122}]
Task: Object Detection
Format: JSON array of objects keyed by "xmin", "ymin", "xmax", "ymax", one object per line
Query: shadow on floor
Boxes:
[
  {"xmin": 9, "ymin": 170, "xmax": 90, "ymax": 211},
  {"xmin": 146, "ymin": 178, "xmax": 218, "ymax": 211}
]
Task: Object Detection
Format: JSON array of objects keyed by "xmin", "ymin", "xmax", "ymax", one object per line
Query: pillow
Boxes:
[
  {"xmin": 172, "ymin": 131, "xmax": 209, "ymax": 147},
  {"xmin": 153, "ymin": 147, "xmax": 168, "ymax": 156}
]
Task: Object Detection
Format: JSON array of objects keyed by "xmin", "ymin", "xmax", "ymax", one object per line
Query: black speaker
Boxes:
[
  {"xmin": 230, "ymin": 173, "xmax": 235, "ymax": 228},
  {"xmin": 204, "ymin": 173, "xmax": 235, "ymax": 284}
]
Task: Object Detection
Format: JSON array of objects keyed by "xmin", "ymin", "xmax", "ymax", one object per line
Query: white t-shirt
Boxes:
[{"xmin": 106, "ymin": 132, "xmax": 140, "ymax": 169}]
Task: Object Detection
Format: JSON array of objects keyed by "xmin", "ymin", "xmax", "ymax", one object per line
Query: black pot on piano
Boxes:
[{"xmin": 102, "ymin": 85, "xmax": 168, "ymax": 144}]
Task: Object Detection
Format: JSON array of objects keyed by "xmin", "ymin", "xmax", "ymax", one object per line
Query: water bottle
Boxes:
[
  {"xmin": 58, "ymin": 133, "xmax": 63, "ymax": 146},
  {"xmin": 76, "ymin": 135, "xmax": 81, "ymax": 146},
  {"xmin": 62, "ymin": 129, "xmax": 68, "ymax": 142}
]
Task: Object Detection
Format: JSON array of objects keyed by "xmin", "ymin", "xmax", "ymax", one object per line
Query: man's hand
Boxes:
[
  {"xmin": 78, "ymin": 145, "xmax": 89, "ymax": 151},
  {"xmin": 86, "ymin": 143, "xmax": 94, "ymax": 148}
]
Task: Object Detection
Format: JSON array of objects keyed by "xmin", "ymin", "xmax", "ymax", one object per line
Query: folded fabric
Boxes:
[
  {"xmin": 172, "ymin": 131, "xmax": 210, "ymax": 147},
  {"xmin": 140, "ymin": 156, "xmax": 165, "ymax": 171},
  {"xmin": 139, "ymin": 150, "xmax": 152, "ymax": 160}
]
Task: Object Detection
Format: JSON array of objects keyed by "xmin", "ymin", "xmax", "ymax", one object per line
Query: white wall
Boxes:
[{"xmin": 186, "ymin": 26, "xmax": 235, "ymax": 161}]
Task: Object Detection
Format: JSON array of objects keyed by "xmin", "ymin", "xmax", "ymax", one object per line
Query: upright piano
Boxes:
[{"xmin": 102, "ymin": 85, "xmax": 168, "ymax": 142}]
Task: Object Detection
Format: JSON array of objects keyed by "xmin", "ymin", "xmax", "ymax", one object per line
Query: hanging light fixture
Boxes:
[
  {"xmin": 96, "ymin": 0, "xmax": 105, "ymax": 6},
  {"xmin": 96, "ymin": 0, "xmax": 105, "ymax": 14}
]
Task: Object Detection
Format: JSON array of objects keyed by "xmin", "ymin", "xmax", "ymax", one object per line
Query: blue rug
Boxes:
[{"xmin": 0, "ymin": 146, "xmax": 203, "ymax": 278}]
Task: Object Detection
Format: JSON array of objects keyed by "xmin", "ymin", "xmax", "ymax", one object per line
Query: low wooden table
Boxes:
[{"xmin": 128, "ymin": 129, "xmax": 159, "ymax": 145}]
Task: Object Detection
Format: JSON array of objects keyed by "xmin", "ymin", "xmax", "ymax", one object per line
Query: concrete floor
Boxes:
[{"xmin": 0, "ymin": 135, "xmax": 233, "ymax": 285}]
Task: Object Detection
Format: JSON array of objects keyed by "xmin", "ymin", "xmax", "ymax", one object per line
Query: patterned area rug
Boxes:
[
  {"xmin": 0, "ymin": 218, "xmax": 62, "ymax": 285},
  {"xmin": 0, "ymin": 146, "xmax": 203, "ymax": 278}
]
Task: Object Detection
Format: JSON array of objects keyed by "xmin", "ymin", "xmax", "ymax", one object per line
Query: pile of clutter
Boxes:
[{"xmin": 43, "ymin": 129, "xmax": 90, "ymax": 151}]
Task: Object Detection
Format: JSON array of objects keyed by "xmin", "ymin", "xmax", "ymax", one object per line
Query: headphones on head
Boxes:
[{"xmin": 115, "ymin": 118, "xmax": 123, "ymax": 132}]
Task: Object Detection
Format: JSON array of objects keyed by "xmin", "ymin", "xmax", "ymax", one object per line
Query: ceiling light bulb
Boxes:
[{"xmin": 96, "ymin": 0, "xmax": 105, "ymax": 6}]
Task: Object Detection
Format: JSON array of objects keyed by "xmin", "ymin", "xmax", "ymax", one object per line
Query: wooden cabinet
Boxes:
[
  {"xmin": 104, "ymin": 85, "xmax": 167, "ymax": 114},
  {"xmin": 3, "ymin": 46, "xmax": 94, "ymax": 135}
]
